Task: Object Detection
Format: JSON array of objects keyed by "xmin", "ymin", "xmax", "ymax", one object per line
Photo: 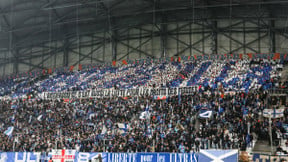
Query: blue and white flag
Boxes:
[
  {"xmin": 140, "ymin": 111, "xmax": 150, "ymax": 120},
  {"xmin": 178, "ymin": 91, "xmax": 181, "ymax": 105},
  {"xmin": 145, "ymin": 103, "xmax": 150, "ymax": 111},
  {"xmin": 118, "ymin": 123, "xmax": 128, "ymax": 132},
  {"xmin": 199, "ymin": 110, "xmax": 212, "ymax": 118},
  {"xmin": 4, "ymin": 126, "xmax": 14, "ymax": 136},
  {"xmin": 88, "ymin": 113, "xmax": 96, "ymax": 120},
  {"xmin": 11, "ymin": 104, "xmax": 18, "ymax": 109},
  {"xmin": 10, "ymin": 115, "xmax": 15, "ymax": 123},
  {"xmin": 243, "ymin": 108, "xmax": 249, "ymax": 116},
  {"xmin": 263, "ymin": 108, "xmax": 284, "ymax": 118},
  {"xmin": 199, "ymin": 149, "xmax": 238, "ymax": 162},
  {"xmin": 283, "ymin": 124, "xmax": 288, "ymax": 136},
  {"xmin": 218, "ymin": 107, "xmax": 224, "ymax": 114},
  {"xmin": 117, "ymin": 123, "xmax": 128, "ymax": 135},
  {"xmin": 37, "ymin": 115, "xmax": 43, "ymax": 121}
]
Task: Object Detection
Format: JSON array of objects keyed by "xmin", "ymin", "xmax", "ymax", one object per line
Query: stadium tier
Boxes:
[
  {"xmin": 0, "ymin": 59, "xmax": 286, "ymax": 99},
  {"xmin": 1, "ymin": 0, "xmax": 288, "ymax": 161},
  {"xmin": 0, "ymin": 58, "xmax": 287, "ymax": 155}
]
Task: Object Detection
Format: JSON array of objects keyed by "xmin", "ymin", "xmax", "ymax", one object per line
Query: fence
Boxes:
[{"xmin": 44, "ymin": 86, "xmax": 198, "ymax": 99}]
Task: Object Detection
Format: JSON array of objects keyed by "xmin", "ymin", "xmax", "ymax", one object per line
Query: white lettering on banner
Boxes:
[
  {"xmin": 113, "ymin": 154, "xmax": 118, "ymax": 162},
  {"xmin": 78, "ymin": 152, "xmax": 89, "ymax": 162},
  {"xmin": 128, "ymin": 153, "xmax": 136, "ymax": 162},
  {"xmin": 15, "ymin": 152, "xmax": 40, "ymax": 162},
  {"xmin": 179, "ymin": 154, "xmax": 187, "ymax": 162},
  {"xmin": 254, "ymin": 155, "xmax": 288, "ymax": 162},
  {"xmin": 140, "ymin": 155, "xmax": 153, "ymax": 162},
  {"xmin": 45, "ymin": 87, "xmax": 198, "ymax": 100},
  {"xmin": 122, "ymin": 153, "xmax": 128, "ymax": 162},
  {"xmin": 190, "ymin": 154, "xmax": 194, "ymax": 162},
  {"xmin": 15, "ymin": 152, "xmax": 25, "ymax": 162},
  {"xmin": 157, "ymin": 155, "xmax": 165, "ymax": 162},
  {"xmin": 115, "ymin": 153, "xmax": 121, "ymax": 162},
  {"xmin": 175, "ymin": 153, "xmax": 177, "ymax": 162},
  {"xmin": 177, "ymin": 154, "xmax": 181, "ymax": 162},
  {"xmin": 0, "ymin": 152, "xmax": 8, "ymax": 162},
  {"xmin": 184, "ymin": 154, "xmax": 188, "ymax": 162}
]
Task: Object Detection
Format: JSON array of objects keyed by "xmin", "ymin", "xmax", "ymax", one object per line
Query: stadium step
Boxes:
[
  {"xmin": 281, "ymin": 63, "xmax": 288, "ymax": 82},
  {"xmin": 280, "ymin": 139, "xmax": 288, "ymax": 153},
  {"xmin": 253, "ymin": 140, "xmax": 275, "ymax": 154}
]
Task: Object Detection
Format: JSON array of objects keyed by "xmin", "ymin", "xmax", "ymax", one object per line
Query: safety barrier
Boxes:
[
  {"xmin": 0, "ymin": 152, "xmax": 198, "ymax": 162},
  {"xmin": 0, "ymin": 150, "xmax": 240, "ymax": 162}
]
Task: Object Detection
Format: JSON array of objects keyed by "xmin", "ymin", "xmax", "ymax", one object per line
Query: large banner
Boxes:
[
  {"xmin": 0, "ymin": 152, "xmax": 198, "ymax": 162},
  {"xmin": 44, "ymin": 87, "xmax": 198, "ymax": 99},
  {"xmin": 107, "ymin": 153, "xmax": 197, "ymax": 162}
]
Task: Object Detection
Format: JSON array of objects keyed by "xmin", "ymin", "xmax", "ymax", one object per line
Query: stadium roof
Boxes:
[{"xmin": 0, "ymin": 0, "xmax": 287, "ymax": 49}]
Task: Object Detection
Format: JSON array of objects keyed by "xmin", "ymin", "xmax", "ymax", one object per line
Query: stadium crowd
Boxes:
[{"xmin": 0, "ymin": 58, "xmax": 287, "ymax": 153}]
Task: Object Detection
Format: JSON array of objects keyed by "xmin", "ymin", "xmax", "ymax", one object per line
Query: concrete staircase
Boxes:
[
  {"xmin": 280, "ymin": 138, "xmax": 288, "ymax": 153},
  {"xmin": 281, "ymin": 64, "xmax": 288, "ymax": 82},
  {"xmin": 253, "ymin": 140, "xmax": 275, "ymax": 154}
]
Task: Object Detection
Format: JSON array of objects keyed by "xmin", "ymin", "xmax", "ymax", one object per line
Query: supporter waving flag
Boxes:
[
  {"xmin": 178, "ymin": 91, "xmax": 181, "ymax": 105},
  {"xmin": 199, "ymin": 109, "xmax": 213, "ymax": 118},
  {"xmin": 4, "ymin": 126, "xmax": 14, "ymax": 137},
  {"xmin": 243, "ymin": 107, "xmax": 249, "ymax": 116},
  {"xmin": 145, "ymin": 103, "xmax": 150, "ymax": 111}
]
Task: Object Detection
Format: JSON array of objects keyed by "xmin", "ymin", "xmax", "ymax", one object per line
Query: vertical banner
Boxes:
[
  {"xmin": 69, "ymin": 65, "xmax": 74, "ymax": 71},
  {"xmin": 273, "ymin": 53, "xmax": 280, "ymax": 60},
  {"xmin": 48, "ymin": 69, "xmax": 52, "ymax": 74},
  {"xmin": 112, "ymin": 61, "xmax": 116, "ymax": 66},
  {"xmin": 122, "ymin": 60, "xmax": 128, "ymax": 65}
]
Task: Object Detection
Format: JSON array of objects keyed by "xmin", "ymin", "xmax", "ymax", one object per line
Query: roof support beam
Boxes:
[
  {"xmin": 230, "ymin": 33, "xmax": 268, "ymax": 54},
  {"xmin": 173, "ymin": 33, "xmax": 212, "ymax": 56},
  {"xmin": 118, "ymin": 39, "xmax": 155, "ymax": 58},
  {"xmin": 117, "ymin": 37, "xmax": 152, "ymax": 61}
]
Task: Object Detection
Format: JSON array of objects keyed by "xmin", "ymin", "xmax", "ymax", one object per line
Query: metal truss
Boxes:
[
  {"xmin": 7, "ymin": 17, "xmax": 288, "ymax": 73},
  {"xmin": 1, "ymin": 0, "xmax": 288, "ymax": 74}
]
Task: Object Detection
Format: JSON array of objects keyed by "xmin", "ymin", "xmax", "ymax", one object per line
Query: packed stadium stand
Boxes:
[
  {"xmin": 0, "ymin": 0, "xmax": 288, "ymax": 161},
  {"xmin": 0, "ymin": 58, "xmax": 287, "ymax": 154}
]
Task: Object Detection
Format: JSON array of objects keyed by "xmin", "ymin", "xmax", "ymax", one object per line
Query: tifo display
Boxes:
[{"xmin": 0, "ymin": 58, "xmax": 286, "ymax": 99}]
